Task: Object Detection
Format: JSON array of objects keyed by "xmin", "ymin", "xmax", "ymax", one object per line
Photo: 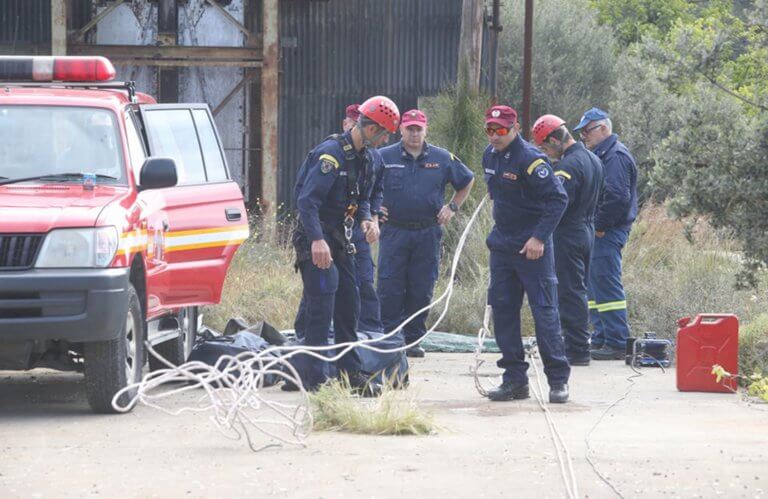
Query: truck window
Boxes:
[
  {"xmin": 124, "ymin": 113, "xmax": 147, "ymax": 184},
  {"xmin": 192, "ymin": 109, "xmax": 228, "ymax": 182},
  {"xmin": 142, "ymin": 109, "xmax": 207, "ymax": 185},
  {"xmin": 0, "ymin": 106, "xmax": 125, "ymax": 183}
]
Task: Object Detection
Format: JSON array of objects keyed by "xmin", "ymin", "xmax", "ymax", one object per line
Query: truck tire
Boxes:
[
  {"xmin": 149, "ymin": 306, "xmax": 197, "ymax": 371},
  {"xmin": 84, "ymin": 283, "xmax": 145, "ymax": 414}
]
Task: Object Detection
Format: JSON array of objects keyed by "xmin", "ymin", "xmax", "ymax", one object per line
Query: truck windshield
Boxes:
[{"xmin": 0, "ymin": 106, "xmax": 125, "ymax": 184}]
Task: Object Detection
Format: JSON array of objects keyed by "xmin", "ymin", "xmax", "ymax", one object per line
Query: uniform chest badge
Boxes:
[
  {"xmin": 502, "ymin": 172, "xmax": 518, "ymax": 180},
  {"xmin": 424, "ymin": 162, "xmax": 440, "ymax": 169}
]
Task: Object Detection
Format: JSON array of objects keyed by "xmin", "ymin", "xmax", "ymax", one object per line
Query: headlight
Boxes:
[{"xmin": 36, "ymin": 226, "xmax": 119, "ymax": 268}]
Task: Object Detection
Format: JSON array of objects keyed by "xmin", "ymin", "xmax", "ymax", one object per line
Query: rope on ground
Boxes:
[
  {"xmin": 112, "ymin": 196, "xmax": 490, "ymax": 450},
  {"xmin": 529, "ymin": 348, "xmax": 580, "ymax": 499}
]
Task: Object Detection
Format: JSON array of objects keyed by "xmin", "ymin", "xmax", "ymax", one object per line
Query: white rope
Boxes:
[
  {"xmin": 113, "ymin": 195, "xmax": 489, "ymax": 450},
  {"xmin": 529, "ymin": 349, "xmax": 580, "ymax": 499}
]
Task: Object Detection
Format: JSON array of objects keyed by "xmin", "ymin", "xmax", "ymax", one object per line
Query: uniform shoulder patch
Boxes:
[
  {"xmin": 450, "ymin": 152, "xmax": 461, "ymax": 163},
  {"xmin": 537, "ymin": 167, "xmax": 549, "ymax": 179},
  {"xmin": 526, "ymin": 158, "xmax": 546, "ymax": 175},
  {"xmin": 554, "ymin": 170, "xmax": 572, "ymax": 180},
  {"xmin": 318, "ymin": 153, "xmax": 340, "ymax": 174}
]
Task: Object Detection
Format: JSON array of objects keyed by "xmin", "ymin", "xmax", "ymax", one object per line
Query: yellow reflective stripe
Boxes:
[
  {"xmin": 318, "ymin": 154, "xmax": 340, "ymax": 169},
  {"xmin": 588, "ymin": 300, "xmax": 598, "ymax": 310},
  {"xmin": 526, "ymin": 158, "xmax": 545, "ymax": 175},
  {"xmin": 596, "ymin": 300, "xmax": 627, "ymax": 312},
  {"xmin": 554, "ymin": 170, "xmax": 572, "ymax": 180}
]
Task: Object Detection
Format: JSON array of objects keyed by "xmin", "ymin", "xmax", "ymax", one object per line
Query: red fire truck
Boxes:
[{"xmin": 0, "ymin": 56, "xmax": 248, "ymax": 413}]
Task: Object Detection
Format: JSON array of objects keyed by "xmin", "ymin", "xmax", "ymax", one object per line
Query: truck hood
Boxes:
[{"xmin": 0, "ymin": 184, "xmax": 129, "ymax": 233}]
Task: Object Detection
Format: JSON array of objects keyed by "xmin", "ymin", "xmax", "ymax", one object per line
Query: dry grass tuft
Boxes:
[{"xmin": 310, "ymin": 378, "xmax": 436, "ymax": 436}]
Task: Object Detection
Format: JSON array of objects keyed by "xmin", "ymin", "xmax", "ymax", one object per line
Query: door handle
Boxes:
[{"xmin": 225, "ymin": 208, "xmax": 242, "ymax": 221}]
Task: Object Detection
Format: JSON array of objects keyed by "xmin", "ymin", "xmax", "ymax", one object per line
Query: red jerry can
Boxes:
[{"xmin": 676, "ymin": 314, "xmax": 739, "ymax": 393}]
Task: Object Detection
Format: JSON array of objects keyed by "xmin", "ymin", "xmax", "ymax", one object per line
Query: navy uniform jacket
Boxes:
[
  {"xmin": 378, "ymin": 141, "xmax": 474, "ymax": 223},
  {"xmin": 483, "ymin": 134, "xmax": 568, "ymax": 250},
  {"xmin": 552, "ymin": 142, "xmax": 604, "ymax": 230},
  {"xmin": 293, "ymin": 131, "xmax": 380, "ymax": 242},
  {"xmin": 592, "ymin": 134, "xmax": 637, "ymax": 232}
]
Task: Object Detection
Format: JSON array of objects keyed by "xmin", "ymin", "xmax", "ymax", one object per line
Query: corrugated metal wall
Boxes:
[
  {"xmin": 278, "ymin": 0, "xmax": 463, "ymax": 208},
  {"xmin": 0, "ymin": 0, "xmax": 90, "ymax": 53}
]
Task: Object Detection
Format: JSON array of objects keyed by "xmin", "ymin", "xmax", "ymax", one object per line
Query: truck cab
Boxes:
[{"xmin": 0, "ymin": 56, "xmax": 248, "ymax": 413}]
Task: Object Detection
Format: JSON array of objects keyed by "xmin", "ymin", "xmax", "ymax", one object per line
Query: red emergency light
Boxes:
[{"xmin": 0, "ymin": 56, "xmax": 116, "ymax": 83}]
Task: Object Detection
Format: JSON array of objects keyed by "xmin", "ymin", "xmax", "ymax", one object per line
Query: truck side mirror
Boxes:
[{"xmin": 138, "ymin": 157, "xmax": 178, "ymax": 191}]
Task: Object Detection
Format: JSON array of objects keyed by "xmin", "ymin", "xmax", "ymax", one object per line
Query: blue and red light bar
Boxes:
[{"xmin": 0, "ymin": 56, "xmax": 116, "ymax": 83}]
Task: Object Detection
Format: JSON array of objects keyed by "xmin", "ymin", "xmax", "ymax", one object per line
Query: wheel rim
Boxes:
[{"xmin": 125, "ymin": 309, "xmax": 139, "ymax": 382}]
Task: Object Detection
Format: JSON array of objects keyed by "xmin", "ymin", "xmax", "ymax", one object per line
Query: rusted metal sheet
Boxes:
[
  {"xmin": 261, "ymin": 0, "xmax": 279, "ymax": 214},
  {"xmin": 278, "ymin": 0, "xmax": 463, "ymax": 209}
]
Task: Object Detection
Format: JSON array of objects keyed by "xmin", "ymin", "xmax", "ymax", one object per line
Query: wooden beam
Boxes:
[
  {"xmin": 261, "ymin": 0, "xmax": 279, "ymax": 214},
  {"xmin": 68, "ymin": 44, "xmax": 263, "ymax": 68},
  {"xmin": 204, "ymin": 0, "xmax": 256, "ymax": 41},
  {"xmin": 213, "ymin": 72, "xmax": 255, "ymax": 117},
  {"xmin": 51, "ymin": 0, "xmax": 68, "ymax": 56},
  {"xmin": 70, "ymin": 0, "xmax": 125, "ymax": 43}
]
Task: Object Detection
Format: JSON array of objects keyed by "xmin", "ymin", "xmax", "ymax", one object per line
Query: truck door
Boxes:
[{"xmin": 135, "ymin": 104, "xmax": 248, "ymax": 316}]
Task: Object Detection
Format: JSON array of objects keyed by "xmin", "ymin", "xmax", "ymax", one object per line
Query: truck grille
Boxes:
[{"xmin": 0, "ymin": 234, "xmax": 43, "ymax": 269}]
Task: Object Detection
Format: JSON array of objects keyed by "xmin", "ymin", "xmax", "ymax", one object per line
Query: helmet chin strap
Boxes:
[{"xmin": 356, "ymin": 122, "xmax": 389, "ymax": 149}]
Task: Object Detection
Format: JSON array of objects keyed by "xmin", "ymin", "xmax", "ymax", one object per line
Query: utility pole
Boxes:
[
  {"xmin": 488, "ymin": 0, "xmax": 502, "ymax": 104},
  {"xmin": 521, "ymin": 0, "xmax": 533, "ymax": 139},
  {"xmin": 458, "ymin": 0, "xmax": 484, "ymax": 92}
]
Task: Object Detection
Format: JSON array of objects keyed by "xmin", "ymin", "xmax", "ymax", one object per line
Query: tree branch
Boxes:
[{"xmin": 698, "ymin": 71, "xmax": 768, "ymax": 111}]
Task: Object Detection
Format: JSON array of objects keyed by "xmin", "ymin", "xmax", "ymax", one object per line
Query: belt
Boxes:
[{"xmin": 387, "ymin": 218, "xmax": 437, "ymax": 230}]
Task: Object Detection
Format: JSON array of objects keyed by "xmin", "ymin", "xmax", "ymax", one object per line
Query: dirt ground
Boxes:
[{"xmin": 1, "ymin": 353, "xmax": 767, "ymax": 498}]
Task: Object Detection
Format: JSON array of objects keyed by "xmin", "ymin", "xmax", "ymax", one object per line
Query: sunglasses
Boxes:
[
  {"xmin": 485, "ymin": 127, "xmax": 511, "ymax": 137},
  {"xmin": 580, "ymin": 123, "xmax": 602, "ymax": 136}
]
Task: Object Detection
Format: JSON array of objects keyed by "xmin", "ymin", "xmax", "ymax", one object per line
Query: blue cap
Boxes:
[{"xmin": 573, "ymin": 107, "xmax": 609, "ymax": 131}]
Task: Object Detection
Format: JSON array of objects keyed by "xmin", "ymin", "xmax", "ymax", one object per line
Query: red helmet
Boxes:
[
  {"xmin": 359, "ymin": 96, "xmax": 400, "ymax": 133},
  {"xmin": 531, "ymin": 114, "xmax": 566, "ymax": 146}
]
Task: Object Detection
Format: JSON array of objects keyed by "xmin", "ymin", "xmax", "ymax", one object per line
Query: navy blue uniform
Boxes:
[
  {"xmin": 353, "ymin": 157, "xmax": 384, "ymax": 333},
  {"xmin": 588, "ymin": 134, "xmax": 638, "ymax": 349},
  {"xmin": 378, "ymin": 142, "xmax": 474, "ymax": 343},
  {"xmin": 483, "ymin": 134, "xmax": 570, "ymax": 386},
  {"xmin": 292, "ymin": 132, "xmax": 379, "ymax": 388},
  {"xmin": 552, "ymin": 142, "xmax": 604, "ymax": 359}
]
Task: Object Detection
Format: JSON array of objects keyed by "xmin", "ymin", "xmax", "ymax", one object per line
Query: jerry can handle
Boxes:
[{"xmin": 692, "ymin": 313, "xmax": 737, "ymax": 326}]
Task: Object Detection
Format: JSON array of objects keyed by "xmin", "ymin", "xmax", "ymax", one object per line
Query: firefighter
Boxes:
[
  {"xmin": 532, "ymin": 114, "xmax": 604, "ymax": 366},
  {"xmin": 289, "ymin": 96, "xmax": 400, "ymax": 395},
  {"xmin": 343, "ymin": 103, "xmax": 384, "ymax": 333},
  {"xmin": 573, "ymin": 108, "xmax": 638, "ymax": 360},
  {"xmin": 377, "ymin": 109, "xmax": 474, "ymax": 358},
  {"xmin": 483, "ymin": 105, "xmax": 570, "ymax": 403}
]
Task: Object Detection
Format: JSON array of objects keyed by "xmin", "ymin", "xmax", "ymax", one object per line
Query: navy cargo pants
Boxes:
[
  {"xmin": 352, "ymin": 227, "xmax": 383, "ymax": 333},
  {"xmin": 377, "ymin": 224, "xmax": 442, "ymax": 342},
  {"xmin": 293, "ymin": 233, "xmax": 363, "ymax": 389},
  {"xmin": 554, "ymin": 226, "xmax": 594, "ymax": 358},
  {"xmin": 588, "ymin": 227, "xmax": 631, "ymax": 349},
  {"xmin": 488, "ymin": 243, "xmax": 570, "ymax": 386}
]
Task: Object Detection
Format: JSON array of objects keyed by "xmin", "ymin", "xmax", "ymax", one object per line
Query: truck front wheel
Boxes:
[{"xmin": 84, "ymin": 283, "xmax": 145, "ymax": 414}]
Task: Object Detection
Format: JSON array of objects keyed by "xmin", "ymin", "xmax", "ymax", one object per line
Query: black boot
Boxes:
[
  {"xmin": 346, "ymin": 372, "xmax": 382, "ymax": 398},
  {"xmin": 406, "ymin": 345, "xmax": 425, "ymax": 358},
  {"xmin": 567, "ymin": 352, "xmax": 591, "ymax": 366},
  {"xmin": 591, "ymin": 345, "xmax": 625, "ymax": 360},
  {"xmin": 487, "ymin": 381, "xmax": 530, "ymax": 402},
  {"xmin": 549, "ymin": 384, "xmax": 569, "ymax": 403}
]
